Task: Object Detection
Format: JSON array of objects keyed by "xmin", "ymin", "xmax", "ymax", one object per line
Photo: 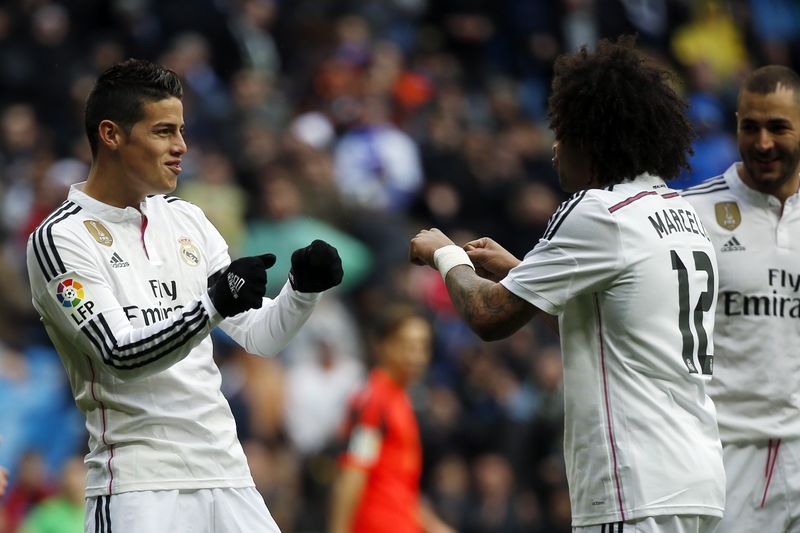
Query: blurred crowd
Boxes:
[{"xmin": 1, "ymin": 0, "xmax": 798, "ymax": 532}]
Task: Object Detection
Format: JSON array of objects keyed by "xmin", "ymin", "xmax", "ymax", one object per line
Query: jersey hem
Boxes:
[
  {"xmin": 85, "ymin": 477, "xmax": 255, "ymax": 496},
  {"xmin": 571, "ymin": 505, "xmax": 724, "ymax": 526}
]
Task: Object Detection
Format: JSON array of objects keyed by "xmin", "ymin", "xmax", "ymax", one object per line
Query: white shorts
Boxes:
[
  {"xmin": 718, "ymin": 439, "xmax": 800, "ymax": 533},
  {"xmin": 573, "ymin": 515, "xmax": 719, "ymax": 533},
  {"xmin": 84, "ymin": 487, "xmax": 281, "ymax": 533}
]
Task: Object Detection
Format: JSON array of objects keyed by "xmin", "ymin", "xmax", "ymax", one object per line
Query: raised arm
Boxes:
[{"xmin": 409, "ymin": 229, "xmax": 539, "ymax": 341}]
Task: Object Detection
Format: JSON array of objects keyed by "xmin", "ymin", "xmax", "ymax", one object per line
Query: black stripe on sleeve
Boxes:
[
  {"xmin": 32, "ymin": 202, "xmax": 80, "ymax": 281},
  {"xmin": 81, "ymin": 305, "xmax": 210, "ymax": 370},
  {"xmin": 543, "ymin": 190, "xmax": 587, "ymax": 241},
  {"xmin": 98, "ymin": 301, "xmax": 205, "ymax": 354}
]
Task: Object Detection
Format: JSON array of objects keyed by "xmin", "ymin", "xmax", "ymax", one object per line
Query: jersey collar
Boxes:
[
  {"xmin": 68, "ymin": 182, "xmax": 148, "ymax": 222},
  {"xmin": 724, "ymin": 162, "xmax": 788, "ymax": 209}
]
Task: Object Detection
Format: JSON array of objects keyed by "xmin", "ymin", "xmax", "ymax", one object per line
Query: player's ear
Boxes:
[{"xmin": 98, "ymin": 120, "xmax": 124, "ymax": 151}]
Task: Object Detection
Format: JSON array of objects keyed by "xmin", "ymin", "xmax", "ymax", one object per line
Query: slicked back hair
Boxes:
[
  {"xmin": 741, "ymin": 65, "xmax": 800, "ymax": 103},
  {"xmin": 85, "ymin": 58, "xmax": 183, "ymax": 156},
  {"xmin": 548, "ymin": 35, "xmax": 694, "ymax": 185}
]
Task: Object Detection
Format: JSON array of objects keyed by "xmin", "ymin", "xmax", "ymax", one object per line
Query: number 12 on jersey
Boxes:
[{"xmin": 670, "ymin": 250, "xmax": 715, "ymax": 375}]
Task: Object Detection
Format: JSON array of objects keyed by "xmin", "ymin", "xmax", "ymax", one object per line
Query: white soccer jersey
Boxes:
[
  {"xmin": 26, "ymin": 183, "xmax": 320, "ymax": 496},
  {"xmin": 683, "ymin": 163, "xmax": 800, "ymax": 444},
  {"xmin": 501, "ymin": 174, "xmax": 725, "ymax": 526}
]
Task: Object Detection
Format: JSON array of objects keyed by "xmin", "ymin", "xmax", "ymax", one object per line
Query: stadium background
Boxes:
[{"xmin": 0, "ymin": 0, "xmax": 799, "ymax": 531}]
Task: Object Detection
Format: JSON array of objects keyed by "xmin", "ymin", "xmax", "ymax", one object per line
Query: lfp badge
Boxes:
[{"xmin": 56, "ymin": 279, "xmax": 84, "ymax": 308}]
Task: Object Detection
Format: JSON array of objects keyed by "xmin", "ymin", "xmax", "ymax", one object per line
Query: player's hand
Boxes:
[
  {"xmin": 289, "ymin": 240, "xmax": 343, "ymax": 293},
  {"xmin": 409, "ymin": 228, "xmax": 455, "ymax": 268},
  {"xmin": 208, "ymin": 254, "xmax": 276, "ymax": 317},
  {"xmin": 464, "ymin": 237, "xmax": 520, "ymax": 282}
]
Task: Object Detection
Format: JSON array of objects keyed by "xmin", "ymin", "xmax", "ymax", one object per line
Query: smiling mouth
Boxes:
[{"xmin": 166, "ymin": 162, "xmax": 182, "ymax": 174}]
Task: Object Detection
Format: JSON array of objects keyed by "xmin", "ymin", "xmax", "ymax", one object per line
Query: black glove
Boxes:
[
  {"xmin": 289, "ymin": 240, "xmax": 343, "ymax": 293},
  {"xmin": 208, "ymin": 254, "xmax": 276, "ymax": 317}
]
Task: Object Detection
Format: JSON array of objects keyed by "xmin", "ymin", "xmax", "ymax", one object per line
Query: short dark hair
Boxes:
[
  {"xmin": 741, "ymin": 65, "xmax": 800, "ymax": 101},
  {"xmin": 370, "ymin": 304, "xmax": 429, "ymax": 342},
  {"xmin": 548, "ymin": 35, "xmax": 694, "ymax": 185},
  {"xmin": 84, "ymin": 58, "xmax": 183, "ymax": 156}
]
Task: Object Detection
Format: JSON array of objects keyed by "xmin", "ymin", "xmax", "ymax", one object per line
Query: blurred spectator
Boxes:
[
  {"xmin": 241, "ymin": 167, "xmax": 373, "ymax": 296},
  {"xmin": 0, "ymin": 229, "xmax": 37, "ymax": 348},
  {"xmin": 330, "ymin": 305, "xmax": 455, "ymax": 533},
  {"xmin": 282, "ymin": 297, "xmax": 365, "ymax": 455},
  {"xmin": 333, "ymin": 94, "xmax": 424, "ymax": 212},
  {"xmin": 243, "ymin": 441, "xmax": 302, "ymax": 532},
  {"xmin": 461, "ymin": 453, "xmax": 538, "ymax": 533},
  {"xmin": 671, "ymin": 1, "xmax": 750, "ymax": 84},
  {"xmin": 18, "ymin": 456, "xmax": 85, "ymax": 533},
  {"xmin": 0, "ymin": 465, "xmax": 7, "ymax": 498},
  {"xmin": 176, "ymin": 149, "xmax": 248, "ymax": 255},
  {"xmin": 226, "ymin": 0, "xmax": 282, "ymax": 77},
  {"xmin": 2, "ymin": 452, "xmax": 54, "ymax": 532}
]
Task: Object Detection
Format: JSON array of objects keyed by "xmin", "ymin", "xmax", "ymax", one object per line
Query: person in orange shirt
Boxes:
[{"xmin": 329, "ymin": 305, "xmax": 455, "ymax": 533}]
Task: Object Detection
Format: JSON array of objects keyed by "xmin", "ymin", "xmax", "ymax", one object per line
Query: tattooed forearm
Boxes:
[{"xmin": 445, "ymin": 266, "xmax": 538, "ymax": 341}]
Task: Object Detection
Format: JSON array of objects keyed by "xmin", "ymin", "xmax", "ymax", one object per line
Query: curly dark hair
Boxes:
[{"xmin": 548, "ymin": 35, "xmax": 694, "ymax": 185}]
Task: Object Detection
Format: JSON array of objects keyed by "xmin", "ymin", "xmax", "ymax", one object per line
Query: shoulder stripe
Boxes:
[
  {"xmin": 32, "ymin": 202, "xmax": 82, "ymax": 282},
  {"xmin": 608, "ymin": 190, "xmax": 657, "ymax": 213},
  {"xmin": 692, "ymin": 175, "xmax": 726, "ymax": 188},
  {"xmin": 682, "ymin": 175, "xmax": 726, "ymax": 193},
  {"xmin": 164, "ymin": 195, "xmax": 185, "ymax": 204},
  {"xmin": 543, "ymin": 190, "xmax": 587, "ymax": 241},
  {"xmin": 80, "ymin": 302, "xmax": 209, "ymax": 370},
  {"xmin": 661, "ymin": 192, "xmax": 680, "ymax": 199},
  {"xmin": 681, "ymin": 184, "xmax": 730, "ymax": 197}
]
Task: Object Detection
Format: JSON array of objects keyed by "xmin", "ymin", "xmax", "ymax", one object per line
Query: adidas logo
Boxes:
[
  {"xmin": 110, "ymin": 252, "xmax": 130, "ymax": 268},
  {"xmin": 720, "ymin": 236, "xmax": 745, "ymax": 252}
]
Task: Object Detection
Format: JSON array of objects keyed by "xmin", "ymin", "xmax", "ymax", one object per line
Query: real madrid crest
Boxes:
[
  {"xmin": 83, "ymin": 220, "xmax": 114, "ymax": 246},
  {"xmin": 178, "ymin": 237, "xmax": 201, "ymax": 266},
  {"xmin": 714, "ymin": 202, "xmax": 741, "ymax": 231}
]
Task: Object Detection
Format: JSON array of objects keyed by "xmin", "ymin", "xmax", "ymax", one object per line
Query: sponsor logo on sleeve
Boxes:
[
  {"xmin": 56, "ymin": 278, "xmax": 84, "ymax": 307},
  {"xmin": 178, "ymin": 237, "xmax": 201, "ymax": 266},
  {"xmin": 83, "ymin": 220, "xmax": 114, "ymax": 246},
  {"xmin": 55, "ymin": 278, "xmax": 96, "ymax": 325},
  {"xmin": 715, "ymin": 202, "xmax": 741, "ymax": 230}
]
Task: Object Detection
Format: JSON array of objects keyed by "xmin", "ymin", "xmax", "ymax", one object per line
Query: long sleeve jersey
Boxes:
[{"xmin": 26, "ymin": 183, "xmax": 320, "ymax": 496}]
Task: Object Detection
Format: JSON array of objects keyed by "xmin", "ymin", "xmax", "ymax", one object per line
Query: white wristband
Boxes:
[{"xmin": 433, "ymin": 245, "xmax": 475, "ymax": 281}]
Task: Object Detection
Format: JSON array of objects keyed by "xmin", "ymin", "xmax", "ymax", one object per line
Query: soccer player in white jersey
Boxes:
[
  {"xmin": 410, "ymin": 36, "xmax": 725, "ymax": 533},
  {"xmin": 683, "ymin": 65, "xmax": 800, "ymax": 533},
  {"xmin": 25, "ymin": 59, "xmax": 344, "ymax": 533}
]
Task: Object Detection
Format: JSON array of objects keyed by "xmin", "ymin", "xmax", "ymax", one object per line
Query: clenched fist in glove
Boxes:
[
  {"xmin": 289, "ymin": 240, "xmax": 344, "ymax": 293},
  {"xmin": 208, "ymin": 254, "xmax": 276, "ymax": 317}
]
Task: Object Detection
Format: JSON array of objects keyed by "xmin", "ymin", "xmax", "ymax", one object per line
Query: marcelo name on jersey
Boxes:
[
  {"xmin": 723, "ymin": 268, "xmax": 800, "ymax": 319},
  {"xmin": 647, "ymin": 207, "xmax": 710, "ymax": 241}
]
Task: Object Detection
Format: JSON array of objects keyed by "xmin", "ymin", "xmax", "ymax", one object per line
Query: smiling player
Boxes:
[
  {"xmin": 26, "ymin": 59, "xmax": 343, "ymax": 533},
  {"xmin": 683, "ymin": 65, "xmax": 800, "ymax": 533}
]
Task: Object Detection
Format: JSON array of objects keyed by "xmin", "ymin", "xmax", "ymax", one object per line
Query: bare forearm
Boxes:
[
  {"xmin": 329, "ymin": 468, "xmax": 367, "ymax": 533},
  {"xmin": 445, "ymin": 265, "xmax": 538, "ymax": 341}
]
